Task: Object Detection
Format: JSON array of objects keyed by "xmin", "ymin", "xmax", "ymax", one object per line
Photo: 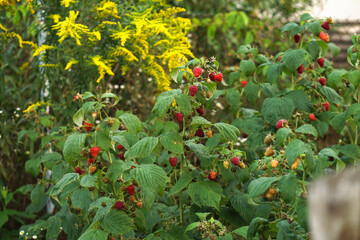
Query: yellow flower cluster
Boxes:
[
  {"xmin": 23, "ymin": 101, "xmax": 51, "ymax": 113},
  {"xmin": 0, "ymin": 0, "xmax": 16, "ymax": 7},
  {"xmin": 95, "ymin": 0, "xmax": 121, "ymax": 19},
  {"xmin": 64, "ymin": 59, "xmax": 78, "ymax": 70},
  {"xmin": 60, "ymin": 0, "xmax": 77, "ymax": 8},
  {"xmin": 33, "ymin": 44, "xmax": 54, "ymax": 57},
  {"xmin": 90, "ymin": 56, "xmax": 114, "ymax": 83}
]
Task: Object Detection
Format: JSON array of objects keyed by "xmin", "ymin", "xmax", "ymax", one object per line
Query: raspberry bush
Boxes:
[{"xmin": 16, "ymin": 13, "xmax": 360, "ymax": 240}]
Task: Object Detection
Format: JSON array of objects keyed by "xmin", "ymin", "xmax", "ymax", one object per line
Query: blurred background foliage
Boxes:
[{"xmin": 0, "ymin": 0, "xmax": 316, "ymax": 236}]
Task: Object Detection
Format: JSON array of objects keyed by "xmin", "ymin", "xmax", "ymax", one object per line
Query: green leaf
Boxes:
[
  {"xmin": 281, "ymin": 22, "xmax": 301, "ymax": 35},
  {"xmin": 185, "ymin": 222, "xmax": 199, "ymax": 232},
  {"xmin": 308, "ymin": 21, "xmax": 321, "ymax": 36},
  {"xmin": 317, "ymin": 40, "xmax": 329, "ymax": 57},
  {"xmin": 30, "ymin": 184, "xmax": 45, "ymax": 205},
  {"xmin": 110, "ymin": 135, "xmax": 131, "ymax": 152},
  {"xmin": 317, "ymin": 121, "xmax": 329, "ymax": 138},
  {"xmin": 282, "ymin": 49, "xmax": 306, "ymax": 72},
  {"xmin": 248, "ymin": 177, "xmax": 277, "ymax": 198},
  {"xmin": 83, "ymin": 92, "xmax": 95, "ymax": 100},
  {"xmin": 267, "ymin": 63, "xmax": 282, "ymax": 83},
  {"xmin": 131, "ymin": 137, "xmax": 159, "ymax": 159},
  {"xmin": 261, "ymin": 97, "xmax": 294, "ymax": 125},
  {"xmin": 73, "ymin": 108, "xmax": 84, "ymax": 127},
  {"xmin": 260, "ymin": 83, "xmax": 278, "ymax": 97},
  {"xmin": 276, "ymin": 128, "xmax": 292, "ymax": 145},
  {"xmin": 188, "ymin": 181, "xmax": 222, "ymax": 209},
  {"xmin": 319, "ymin": 86, "xmax": 343, "ymax": 104},
  {"xmin": 80, "ymin": 174, "xmax": 98, "ymax": 188},
  {"xmin": 49, "ymin": 173, "xmax": 79, "ymax": 196},
  {"xmin": 319, "ymin": 148, "xmax": 340, "ymax": 160},
  {"xmin": 152, "ymin": 89, "xmax": 181, "ymax": 117},
  {"xmin": 228, "ymin": 71, "xmax": 240, "ymax": 85},
  {"xmin": 107, "ymin": 160, "xmax": 128, "ymax": 183},
  {"xmin": 40, "ymin": 116, "xmax": 53, "ymax": 127},
  {"xmin": 131, "ymin": 164, "xmax": 168, "ymax": 195},
  {"xmin": 247, "ymin": 217, "xmax": 269, "ymax": 240},
  {"xmin": 285, "ymin": 90, "xmax": 313, "ymax": 112},
  {"xmin": 160, "ymin": 132, "xmax": 184, "ymax": 155},
  {"xmin": 308, "ymin": 41, "xmax": 320, "ymax": 60},
  {"xmin": 214, "ymin": 122, "xmax": 240, "ymax": 142},
  {"xmin": 244, "ymin": 82, "xmax": 259, "ymax": 105},
  {"xmin": 276, "ymin": 221, "xmax": 297, "ymax": 240},
  {"xmin": 329, "ymin": 43, "xmax": 341, "ymax": 57},
  {"xmin": 226, "ymin": 89, "xmax": 241, "ymax": 106},
  {"xmin": 63, "ymin": 133, "xmax": 87, "ymax": 163},
  {"xmin": 240, "ymin": 60, "xmax": 255, "ymax": 76},
  {"xmin": 78, "ymin": 229, "xmax": 108, "ymax": 240},
  {"xmin": 327, "ymin": 70, "xmax": 347, "ymax": 87},
  {"xmin": 175, "ymin": 94, "xmax": 192, "ymax": 117},
  {"xmin": 339, "ymin": 144, "xmax": 360, "ymax": 160},
  {"xmin": 101, "ymin": 92, "xmax": 119, "ymax": 105},
  {"xmin": 347, "ymin": 70, "xmax": 360, "ymax": 88},
  {"xmin": 185, "ymin": 141, "xmax": 216, "ymax": 168},
  {"xmin": 169, "ymin": 172, "xmax": 193, "ymax": 195},
  {"xmin": 300, "ymin": 13, "xmax": 313, "ymax": 23},
  {"xmin": 285, "ymin": 140, "xmax": 307, "ymax": 165},
  {"xmin": 330, "ymin": 112, "xmax": 346, "ymax": 134},
  {"xmin": 101, "ymin": 210, "xmax": 135, "ymax": 235},
  {"xmin": 296, "ymin": 124, "xmax": 318, "ymax": 138},
  {"xmin": 190, "ymin": 116, "xmax": 212, "ymax": 127},
  {"xmin": 71, "ymin": 188, "xmax": 92, "ymax": 211},
  {"xmin": 119, "ymin": 113, "xmax": 142, "ymax": 134},
  {"xmin": 278, "ymin": 173, "xmax": 297, "ymax": 203},
  {"xmin": 0, "ymin": 212, "xmax": 8, "ymax": 229},
  {"xmin": 233, "ymin": 226, "xmax": 248, "ymax": 238}
]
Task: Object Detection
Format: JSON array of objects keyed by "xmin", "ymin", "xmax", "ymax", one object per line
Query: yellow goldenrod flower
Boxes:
[
  {"xmin": 64, "ymin": 59, "xmax": 78, "ymax": 70},
  {"xmin": 88, "ymin": 30, "xmax": 101, "ymax": 42},
  {"xmin": 110, "ymin": 24, "xmax": 132, "ymax": 46},
  {"xmin": 33, "ymin": 44, "xmax": 54, "ymax": 57},
  {"xmin": 110, "ymin": 46, "xmax": 138, "ymax": 62},
  {"xmin": 48, "ymin": 14, "xmax": 61, "ymax": 23},
  {"xmin": 25, "ymin": 0, "xmax": 34, "ymax": 13},
  {"xmin": 52, "ymin": 11, "xmax": 91, "ymax": 45},
  {"xmin": 95, "ymin": 0, "xmax": 120, "ymax": 19},
  {"xmin": 90, "ymin": 55, "xmax": 114, "ymax": 83},
  {"xmin": 38, "ymin": 64, "xmax": 59, "ymax": 68},
  {"xmin": 0, "ymin": 0, "xmax": 16, "ymax": 7},
  {"xmin": 60, "ymin": 0, "xmax": 77, "ymax": 8},
  {"xmin": 23, "ymin": 101, "xmax": 51, "ymax": 113}
]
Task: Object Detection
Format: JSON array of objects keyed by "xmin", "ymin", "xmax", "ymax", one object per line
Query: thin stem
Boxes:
[{"xmin": 107, "ymin": 151, "xmax": 112, "ymax": 164}]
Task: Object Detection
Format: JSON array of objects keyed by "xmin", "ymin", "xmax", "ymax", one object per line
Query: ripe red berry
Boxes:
[
  {"xmin": 127, "ymin": 185, "xmax": 135, "ymax": 195},
  {"xmin": 114, "ymin": 201, "xmax": 124, "ymax": 210},
  {"xmin": 195, "ymin": 128, "xmax": 205, "ymax": 137},
  {"xmin": 231, "ymin": 157, "xmax": 240, "ymax": 166},
  {"xmin": 309, "ymin": 113, "xmax": 316, "ymax": 121},
  {"xmin": 214, "ymin": 73, "xmax": 223, "ymax": 82},
  {"xmin": 319, "ymin": 32, "xmax": 329, "ymax": 42},
  {"xmin": 193, "ymin": 67, "xmax": 202, "ymax": 78},
  {"xmin": 117, "ymin": 144, "xmax": 123, "ymax": 151},
  {"xmin": 208, "ymin": 171, "xmax": 217, "ymax": 181},
  {"xmin": 84, "ymin": 121, "xmax": 93, "ymax": 131},
  {"xmin": 90, "ymin": 146, "xmax": 100, "ymax": 158},
  {"xmin": 196, "ymin": 108, "xmax": 204, "ymax": 116},
  {"xmin": 169, "ymin": 157, "xmax": 178, "ymax": 167},
  {"xmin": 189, "ymin": 85, "xmax": 198, "ymax": 96},
  {"xmin": 88, "ymin": 158, "xmax": 95, "ymax": 165},
  {"xmin": 118, "ymin": 152, "xmax": 124, "ymax": 160},
  {"xmin": 321, "ymin": 21, "xmax": 330, "ymax": 30},
  {"xmin": 294, "ymin": 34, "xmax": 301, "ymax": 43},
  {"xmin": 317, "ymin": 58, "xmax": 325, "ymax": 67},
  {"xmin": 276, "ymin": 119, "xmax": 288, "ymax": 129},
  {"xmin": 323, "ymin": 102, "xmax": 330, "ymax": 111},
  {"xmin": 75, "ymin": 167, "xmax": 85, "ymax": 175},
  {"xmin": 319, "ymin": 77, "xmax": 326, "ymax": 86},
  {"xmin": 209, "ymin": 72, "xmax": 216, "ymax": 81},
  {"xmin": 241, "ymin": 80, "xmax": 247, "ymax": 88},
  {"xmin": 175, "ymin": 112, "xmax": 183, "ymax": 122},
  {"xmin": 297, "ymin": 64, "xmax": 304, "ymax": 74}
]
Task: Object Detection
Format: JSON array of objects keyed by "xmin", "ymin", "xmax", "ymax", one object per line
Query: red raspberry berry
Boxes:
[
  {"xmin": 214, "ymin": 73, "xmax": 223, "ymax": 82},
  {"xmin": 209, "ymin": 72, "xmax": 216, "ymax": 81},
  {"xmin": 319, "ymin": 77, "xmax": 326, "ymax": 86},
  {"xmin": 323, "ymin": 102, "xmax": 330, "ymax": 111},
  {"xmin": 309, "ymin": 113, "xmax": 316, "ymax": 121},
  {"xmin": 317, "ymin": 58, "xmax": 325, "ymax": 67},
  {"xmin": 241, "ymin": 80, "xmax": 247, "ymax": 88},
  {"xmin": 75, "ymin": 167, "xmax": 85, "ymax": 175},
  {"xmin": 84, "ymin": 121, "xmax": 93, "ymax": 131},
  {"xmin": 90, "ymin": 146, "xmax": 100, "ymax": 158},
  {"xmin": 195, "ymin": 128, "xmax": 205, "ymax": 137},
  {"xmin": 319, "ymin": 32, "xmax": 329, "ymax": 42},
  {"xmin": 196, "ymin": 108, "xmax": 204, "ymax": 116},
  {"xmin": 169, "ymin": 157, "xmax": 178, "ymax": 167},
  {"xmin": 114, "ymin": 201, "xmax": 124, "ymax": 210},
  {"xmin": 88, "ymin": 158, "xmax": 95, "ymax": 165},
  {"xmin": 189, "ymin": 85, "xmax": 198, "ymax": 96},
  {"xmin": 231, "ymin": 157, "xmax": 240, "ymax": 166},
  {"xmin": 321, "ymin": 21, "xmax": 330, "ymax": 30},
  {"xmin": 118, "ymin": 152, "xmax": 124, "ymax": 160},
  {"xmin": 193, "ymin": 67, "xmax": 202, "ymax": 78},
  {"xmin": 127, "ymin": 185, "xmax": 135, "ymax": 195},
  {"xmin": 297, "ymin": 64, "xmax": 304, "ymax": 74},
  {"xmin": 208, "ymin": 171, "xmax": 217, "ymax": 181},
  {"xmin": 117, "ymin": 144, "xmax": 123, "ymax": 151},
  {"xmin": 175, "ymin": 112, "xmax": 183, "ymax": 123},
  {"xmin": 276, "ymin": 119, "xmax": 288, "ymax": 129},
  {"xmin": 294, "ymin": 34, "xmax": 301, "ymax": 43}
]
